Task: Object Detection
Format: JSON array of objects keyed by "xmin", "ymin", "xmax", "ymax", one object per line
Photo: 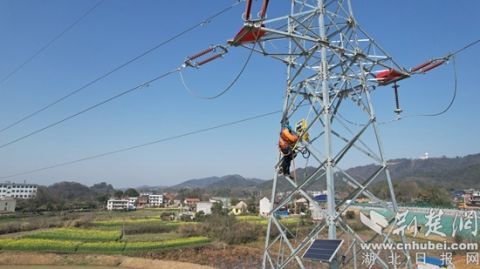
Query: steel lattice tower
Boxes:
[{"xmin": 228, "ymin": 0, "xmax": 413, "ymax": 268}]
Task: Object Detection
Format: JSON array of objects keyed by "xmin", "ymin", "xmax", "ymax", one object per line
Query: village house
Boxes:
[
  {"xmin": 184, "ymin": 198, "xmax": 200, "ymax": 210},
  {"xmin": 259, "ymin": 197, "xmax": 271, "ymax": 217},
  {"xmin": 148, "ymin": 194, "xmax": 163, "ymax": 207},
  {"xmin": 0, "ymin": 198, "xmax": 15, "ymax": 213},
  {"xmin": 231, "ymin": 201, "xmax": 248, "ymax": 215},
  {"xmin": 196, "ymin": 201, "xmax": 213, "ymax": 215},
  {"xmin": 107, "ymin": 199, "xmax": 130, "ymax": 210},
  {"xmin": 0, "ymin": 182, "xmax": 37, "ymax": 199},
  {"xmin": 136, "ymin": 196, "xmax": 149, "ymax": 208},
  {"xmin": 128, "ymin": 197, "xmax": 137, "ymax": 206},
  {"xmin": 163, "ymin": 193, "xmax": 175, "ymax": 205}
]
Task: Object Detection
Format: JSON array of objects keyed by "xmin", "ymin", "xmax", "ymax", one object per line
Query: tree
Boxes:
[
  {"xmin": 124, "ymin": 188, "xmax": 139, "ymax": 197},
  {"xmin": 90, "ymin": 182, "xmax": 114, "ymax": 194},
  {"xmin": 95, "ymin": 194, "xmax": 109, "ymax": 205},
  {"xmin": 399, "ymin": 181, "xmax": 420, "ymax": 202},
  {"xmin": 230, "ymin": 198, "xmax": 240, "ymax": 206},
  {"xmin": 177, "ymin": 188, "xmax": 203, "ymax": 201},
  {"xmin": 418, "ymin": 186, "xmax": 452, "ymax": 207},
  {"xmin": 195, "ymin": 211, "xmax": 206, "ymax": 222},
  {"xmin": 247, "ymin": 195, "xmax": 258, "ymax": 214},
  {"xmin": 114, "ymin": 190, "xmax": 124, "ymax": 198},
  {"xmin": 15, "ymin": 181, "xmax": 128, "ymax": 212},
  {"xmin": 211, "ymin": 201, "xmax": 226, "ymax": 216}
]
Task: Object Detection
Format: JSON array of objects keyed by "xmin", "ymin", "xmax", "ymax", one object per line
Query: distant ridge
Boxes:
[
  {"xmin": 169, "ymin": 174, "xmax": 265, "ymax": 190},
  {"xmin": 137, "ymin": 153, "xmax": 480, "ymax": 191},
  {"xmin": 257, "ymin": 153, "xmax": 480, "ymax": 192}
]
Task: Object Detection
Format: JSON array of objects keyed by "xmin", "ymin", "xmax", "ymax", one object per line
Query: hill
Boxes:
[
  {"xmin": 258, "ymin": 153, "xmax": 480, "ymax": 193},
  {"xmin": 17, "ymin": 181, "xmax": 115, "ymax": 211},
  {"xmin": 348, "ymin": 153, "xmax": 480, "ymax": 189},
  {"xmin": 18, "ymin": 153, "xmax": 479, "ymax": 211},
  {"xmin": 169, "ymin": 174, "xmax": 264, "ymax": 190}
]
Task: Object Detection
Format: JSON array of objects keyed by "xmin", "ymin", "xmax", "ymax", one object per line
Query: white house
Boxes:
[
  {"xmin": 107, "ymin": 199, "xmax": 129, "ymax": 210},
  {"xmin": 0, "ymin": 182, "xmax": 37, "ymax": 199},
  {"xmin": 259, "ymin": 197, "xmax": 272, "ymax": 217},
  {"xmin": 128, "ymin": 197, "xmax": 137, "ymax": 205},
  {"xmin": 0, "ymin": 198, "xmax": 15, "ymax": 213},
  {"xmin": 196, "ymin": 202, "xmax": 213, "ymax": 215},
  {"xmin": 149, "ymin": 194, "xmax": 163, "ymax": 207}
]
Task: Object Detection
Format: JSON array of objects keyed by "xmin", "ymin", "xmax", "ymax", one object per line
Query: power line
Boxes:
[
  {"xmin": 0, "ymin": 0, "xmax": 105, "ymax": 87},
  {"xmin": 0, "ymin": 68, "xmax": 179, "ymax": 151},
  {"xmin": 0, "ymin": 109, "xmax": 280, "ymax": 179},
  {"xmin": 179, "ymin": 41, "xmax": 256, "ymax": 100},
  {"xmin": 0, "ymin": 0, "xmax": 242, "ymax": 135},
  {"xmin": 450, "ymin": 38, "xmax": 480, "ymax": 57}
]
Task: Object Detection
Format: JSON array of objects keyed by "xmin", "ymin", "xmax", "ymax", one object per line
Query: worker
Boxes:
[{"xmin": 278, "ymin": 124, "xmax": 299, "ymax": 176}]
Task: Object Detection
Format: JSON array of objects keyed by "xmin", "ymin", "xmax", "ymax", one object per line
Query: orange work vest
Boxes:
[{"xmin": 279, "ymin": 128, "xmax": 299, "ymax": 150}]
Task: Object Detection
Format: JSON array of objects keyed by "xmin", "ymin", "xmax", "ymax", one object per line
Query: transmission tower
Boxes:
[{"xmin": 227, "ymin": 0, "xmax": 413, "ymax": 268}]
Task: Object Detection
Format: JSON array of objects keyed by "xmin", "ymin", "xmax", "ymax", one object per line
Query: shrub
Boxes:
[
  {"xmin": 124, "ymin": 223, "xmax": 176, "ymax": 235},
  {"xmin": 223, "ymin": 222, "xmax": 260, "ymax": 244},
  {"xmin": 194, "ymin": 211, "xmax": 206, "ymax": 222},
  {"xmin": 454, "ymin": 233, "xmax": 464, "ymax": 244},
  {"xmin": 199, "ymin": 215, "xmax": 262, "ymax": 245},
  {"xmin": 200, "ymin": 214, "xmax": 236, "ymax": 241},
  {"xmin": 64, "ymin": 214, "xmax": 95, "ymax": 228},
  {"xmin": 345, "ymin": 210, "xmax": 355, "ymax": 220},
  {"xmin": 177, "ymin": 224, "xmax": 202, "ymax": 237},
  {"xmin": 160, "ymin": 212, "xmax": 175, "ymax": 221}
]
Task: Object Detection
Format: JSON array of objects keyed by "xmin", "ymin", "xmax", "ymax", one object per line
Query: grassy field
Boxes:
[
  {"xmin": 124, "ymin": 236, "xmax": 211, "ymax": 252},
  {"xmin": 0, "ymin": 235, "xmax": 211, "ymax": 254},
  {"xmin": 125, "ymin": 232, "xmax": 180, "ymax": 242},
  {"xmin": 0, "ymin": 238, "xmax": 80, "ymax": 252},
  {"xmin": 26, "ymin": 228, "xmax": 121, "ymax": 241}
]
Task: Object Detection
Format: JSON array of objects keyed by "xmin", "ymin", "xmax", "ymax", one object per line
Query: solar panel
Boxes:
[
  {"xmin": 314, "ymin": 194, "xmax": 327, "ymax": 202},
  {"xmin": 303, "ymin": 239, "xmax": 343, "ymax": 262}
]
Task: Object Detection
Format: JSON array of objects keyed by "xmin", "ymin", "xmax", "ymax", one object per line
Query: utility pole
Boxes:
[{"xmin": 227, "ymin": 0, "xmax": 413, "ymax": 268}]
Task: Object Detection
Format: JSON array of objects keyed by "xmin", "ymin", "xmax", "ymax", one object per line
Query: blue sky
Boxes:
[{"xmin": 0, "ymin": 0, "xmax": 479, "ymax": 187}]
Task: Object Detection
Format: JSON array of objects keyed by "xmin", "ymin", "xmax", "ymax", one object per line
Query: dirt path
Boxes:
[
  {"xmin": 0, "ymin": 252, "xmax": 215, "ymax": 269},
  {"xmin": 0, "ymin": 265, "xmax": 119, "ymax": 269}
]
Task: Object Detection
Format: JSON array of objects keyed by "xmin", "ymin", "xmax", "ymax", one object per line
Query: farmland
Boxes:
[
  {"xmin": 26, "ymin": 228, "xmax": 121, "ymax": 241},
  {"xmin": 0, "ymin": 209, "xmax": 312, "ymax": 268},
  {"xmin": 0, "ymin": 209, "xmax": 270, "ymax": 267},
  {"xmin": 0, "ymin": 226, "xmax": 210, "ymax": 253}
]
